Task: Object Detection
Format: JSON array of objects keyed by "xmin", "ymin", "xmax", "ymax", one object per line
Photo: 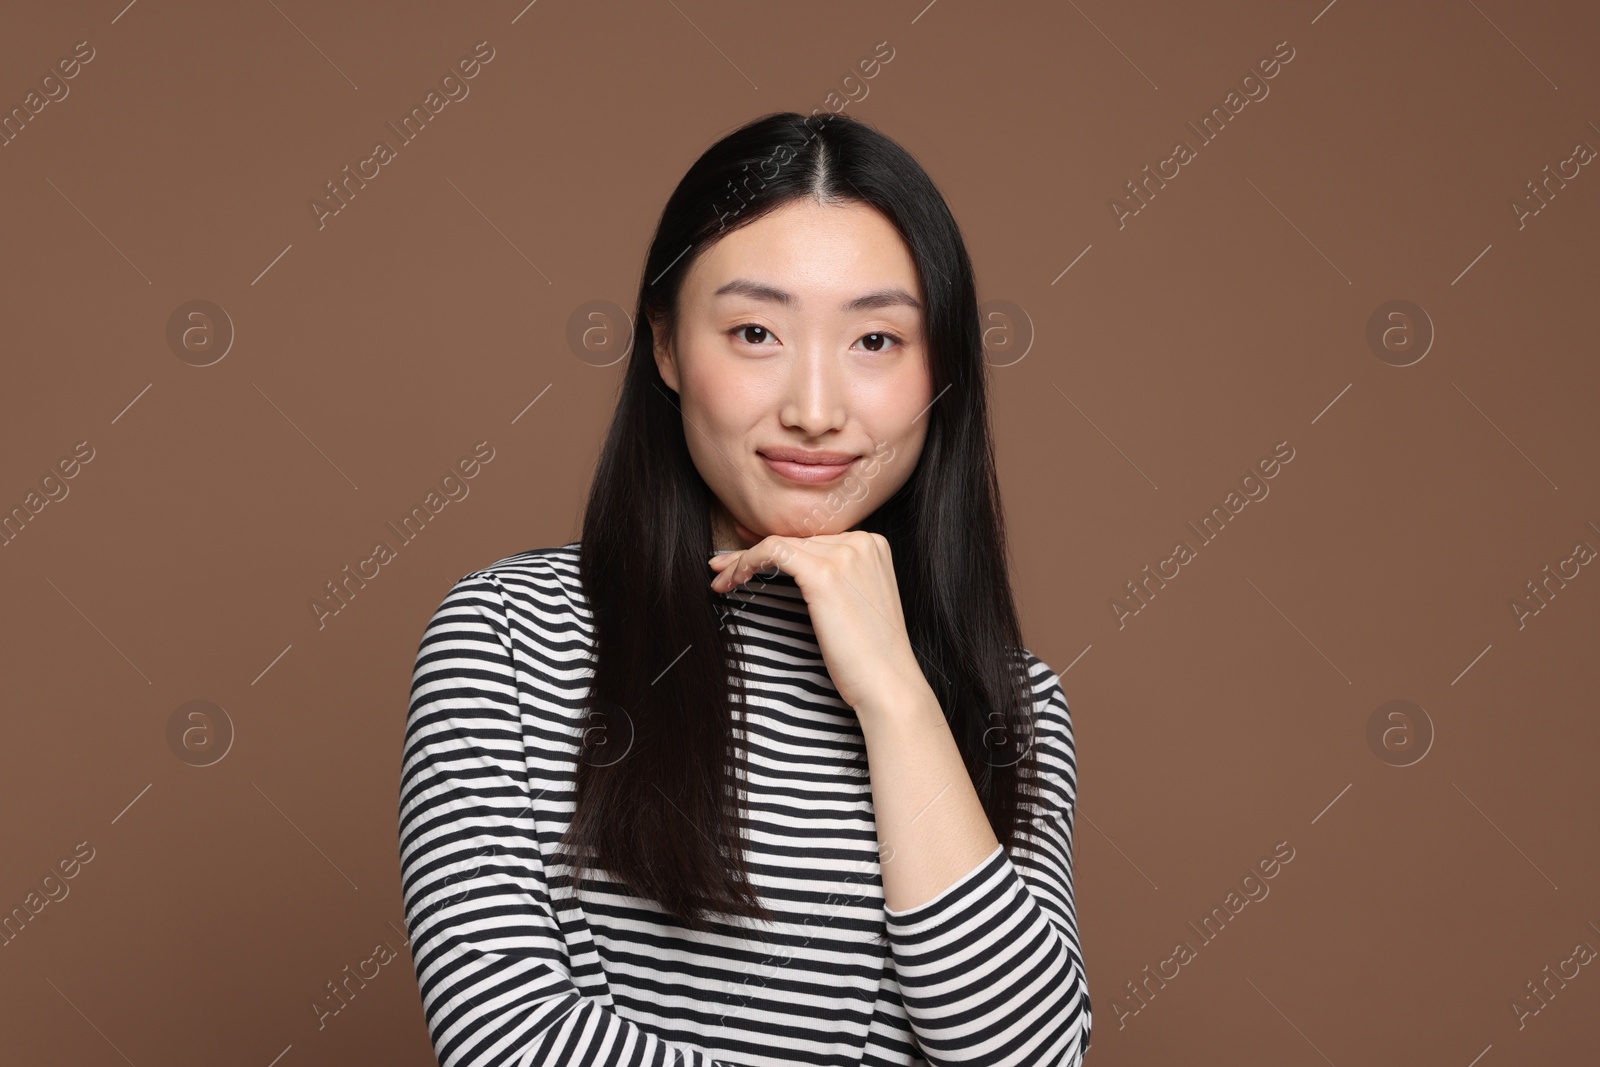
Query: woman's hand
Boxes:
[{"xmin": 709, "ymin": 527, "xmax": 933, "ymax": 722}]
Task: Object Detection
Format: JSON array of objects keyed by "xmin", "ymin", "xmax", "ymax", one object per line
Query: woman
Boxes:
[{"xmin": 398, "ymin": 111, "xmax": 1091, "ymax": 1067}]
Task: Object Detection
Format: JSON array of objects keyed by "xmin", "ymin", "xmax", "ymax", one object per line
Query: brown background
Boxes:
[{"xmin": 2, "ymin": 1, "xmax": 1596, "ymax": 1064}]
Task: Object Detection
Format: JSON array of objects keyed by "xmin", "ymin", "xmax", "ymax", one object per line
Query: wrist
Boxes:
[{"xmin": 857, "ymin": 676, "xmax": 943, "ymax": 735}]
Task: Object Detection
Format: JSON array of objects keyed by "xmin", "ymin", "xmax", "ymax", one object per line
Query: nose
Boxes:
[{"xmin": 778, "ymin": 343, "xmax": 847, "ymax": 437}]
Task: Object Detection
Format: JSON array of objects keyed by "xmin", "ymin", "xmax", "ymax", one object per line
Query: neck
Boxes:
[{"xmin": 710, "ymin": 501, "xmax": 756, "ymax": 552}]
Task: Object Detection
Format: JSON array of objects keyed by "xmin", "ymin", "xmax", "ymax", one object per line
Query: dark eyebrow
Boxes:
[{"xmin": 711, "ymin": 278, "xmax": 921, "ymax": 313}]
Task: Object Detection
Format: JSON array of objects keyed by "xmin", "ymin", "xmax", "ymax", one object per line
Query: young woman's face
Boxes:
[{"xmin": 655, "ymin": 198, "xmax": 933, "ymax": 551}]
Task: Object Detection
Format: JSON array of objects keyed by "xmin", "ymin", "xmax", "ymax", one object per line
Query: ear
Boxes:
[{"xmin": 650, "ymin": 315, "xmax": 679, "ymax": 393}]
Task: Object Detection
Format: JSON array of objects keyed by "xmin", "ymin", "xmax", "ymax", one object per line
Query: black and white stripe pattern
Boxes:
[{"xmin": 398, "ymin": 543, "xmax": 1091, "ymax": 1066}]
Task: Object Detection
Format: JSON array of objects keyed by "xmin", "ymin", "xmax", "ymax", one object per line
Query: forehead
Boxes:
[{"xmin": 685, "ymin": 199, "xmax": 922, "ymax": 308}]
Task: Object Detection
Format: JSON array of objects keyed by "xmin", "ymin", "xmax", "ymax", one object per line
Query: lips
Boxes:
[
  {"xmin": 759, "ymin": 448, "xmax": 858, "ymax": 486},
  {"xmin": 759, "ymin": 447, "xmax": 860, "ymax": 464}
]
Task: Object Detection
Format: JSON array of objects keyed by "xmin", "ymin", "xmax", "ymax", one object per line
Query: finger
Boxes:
[
  {"xmin": 718, "ymin": 538, "xmax": 787, "ymax": 590},
  {"xmin": 712, "ymin": 545, "xmax": 757, "ymax": 588},
  {"xmin": 742, "ymin": 538, "xmax": 816, "ymax": 588}
]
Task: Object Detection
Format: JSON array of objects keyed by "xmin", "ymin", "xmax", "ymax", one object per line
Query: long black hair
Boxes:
[{"xmin": 560, "ymin": 110, "xmax": 1041, "ymax": 931}]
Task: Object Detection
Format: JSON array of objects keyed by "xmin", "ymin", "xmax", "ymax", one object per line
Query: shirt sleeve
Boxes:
[
  {"xmin": 881, "ymin": 662, "xmax": 1092, "ymax": 1067},
  {"xmin": 398, "ymin": 570, "xmax": 756, "ymax": 1067}
]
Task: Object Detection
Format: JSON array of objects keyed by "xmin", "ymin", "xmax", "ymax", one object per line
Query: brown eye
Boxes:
[
  {"xmin": 732, "ymin": 324, "xmax": 774, "ymax": 345},
  {"xmin": 857, "ymin": 332, "xmax": 903, "ymax": 353}
]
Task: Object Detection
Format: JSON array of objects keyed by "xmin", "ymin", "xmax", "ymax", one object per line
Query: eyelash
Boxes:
[{"xmin": 728, "ymin": 323, "xmax": 906, "ymax": 352}]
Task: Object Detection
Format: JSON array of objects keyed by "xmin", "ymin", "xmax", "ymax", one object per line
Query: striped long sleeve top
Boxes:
[{"xmin": 398, "ymin": 543, "xmax": 1092, "ymax": 1067}]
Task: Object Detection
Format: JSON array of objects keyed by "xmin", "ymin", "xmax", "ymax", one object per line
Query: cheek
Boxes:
[
  {"xmin": 865, "ymin": 379, "xmax": 932, "ymax": 448},
  {"xmin": 870, "ymin": 359, "xmax": 934, "ymax": 417},
  {"xmin": 871, "ymin": 400, "xmax": 931, "ymax": 492},
  {"xmin": 683, "ymin": 361, "xmax": 769, "ymax": 430}
]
